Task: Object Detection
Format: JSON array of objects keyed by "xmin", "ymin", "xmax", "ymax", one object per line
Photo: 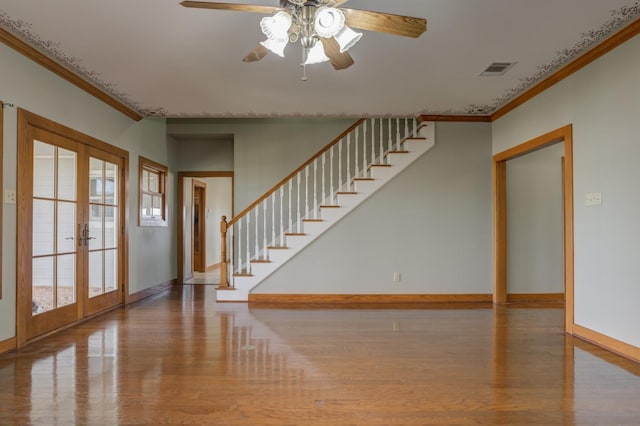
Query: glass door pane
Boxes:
[
  {"xmin": 87, "ymin": 157, "xmax": 119, "ymax": 299},
  {"xmin": 32, "ymin": 141, "xmax": 78, "ymax": 315}
]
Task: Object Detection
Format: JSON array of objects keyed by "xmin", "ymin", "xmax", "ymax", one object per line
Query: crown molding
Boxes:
[{"xmin": 0, "ymin": 27, "xmax": 143, "ymax": 122}]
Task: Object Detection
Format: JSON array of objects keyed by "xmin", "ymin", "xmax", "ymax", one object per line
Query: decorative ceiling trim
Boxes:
[
  {"xmin": 0, "ymin": 10, "xmax": 152, "ymax": 121},
  {"xmin": 1, "ymin": 4, "xmax": 639, "ymax": 119},
  {"xmin": 491, "ymin": 13, "xmax": 640, "ymax": 121}
]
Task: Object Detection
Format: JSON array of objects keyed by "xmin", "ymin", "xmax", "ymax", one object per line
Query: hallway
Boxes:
[{"xmin": 1, "ymin": 286, "xmax": 640, "ymax": 424}]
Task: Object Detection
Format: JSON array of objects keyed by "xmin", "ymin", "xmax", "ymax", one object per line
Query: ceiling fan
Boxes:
[{"xmin": 180, "ymin": 0, "xmax": 427, "ymax": 79}]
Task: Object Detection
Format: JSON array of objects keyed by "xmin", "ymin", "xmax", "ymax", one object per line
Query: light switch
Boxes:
[
  {"xmin": 585, "ymin": 192, "xmax": 602, "ymax": 206},
  {"xmin": 4, "ymin": 189, "xmax": 16, "ymax": 204}
]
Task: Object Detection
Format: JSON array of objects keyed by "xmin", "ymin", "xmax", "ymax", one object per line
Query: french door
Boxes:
[{"xmin": 17, "ymin": 111, "xmax": 127, "ymax": 345}]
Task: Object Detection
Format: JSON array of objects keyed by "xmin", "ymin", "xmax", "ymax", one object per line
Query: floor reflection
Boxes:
[{"xmin": 1, "ymin": 287, "xmax": 640, "ymax": 424}]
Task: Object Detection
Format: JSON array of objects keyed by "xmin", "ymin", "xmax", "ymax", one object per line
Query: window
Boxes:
[{"xmin": 139, "ymin": 156, "xmax": 168, "ymax": 226}]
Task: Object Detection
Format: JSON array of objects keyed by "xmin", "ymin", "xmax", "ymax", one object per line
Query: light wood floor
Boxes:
[{"xmin": 1, "ymin": 286, "xmax": 640, "ymax": 425}]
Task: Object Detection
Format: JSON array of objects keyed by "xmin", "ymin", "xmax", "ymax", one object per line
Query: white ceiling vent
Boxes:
[{"xmin": 480, "ymin": 62, "xmax": 517, "ymax": 76}]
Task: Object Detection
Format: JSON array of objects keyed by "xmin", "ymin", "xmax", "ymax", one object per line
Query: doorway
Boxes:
[
  {"xmin": 192, "ymin": 179, "xmax": 207, "ymax": 273},
  {"xmin": 177, "ymin": 172, "xmax": 233, "ymax": 284},
  {"xmin": 16, "ymin": 110, "xmax": 128, "ymax": 347},
  {"xmin": 493, "ymin": 124, "xmax": 574, "ymax": 331}
]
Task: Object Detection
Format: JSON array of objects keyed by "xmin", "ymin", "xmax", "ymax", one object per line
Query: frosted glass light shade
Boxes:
[
  {"xmin": 334, "ymin": 25, "xmax": 362, "ymax": 53},
  {"xmin": 260, "ymin": 38, "xmax": 289, "ymax": 57},
  {"xmin": 304, "ymin": 42, "xmax": 330, "ymax": 65},
  {"xmin": 314, "ymin": 7, "xmax": 345, "ymax": 38},
  {"xmin": 260, "ymin": 11, "xmax": 292, "ymax": 40}
]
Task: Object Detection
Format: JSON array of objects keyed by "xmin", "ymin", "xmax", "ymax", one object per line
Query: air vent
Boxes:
[{"xmin": 480, "ymin": 62, "xmax": 517, "ymax": 76}]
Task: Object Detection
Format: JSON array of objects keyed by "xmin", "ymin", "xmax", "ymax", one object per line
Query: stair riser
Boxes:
[{"xmin": 370, "ymin": 167, "xmax": 396, "ymax": 181}]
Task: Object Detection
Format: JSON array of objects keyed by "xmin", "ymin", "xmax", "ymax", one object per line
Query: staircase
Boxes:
[{"xmin": 217, "ymin": 118, "xmax": 435, "ymax": 302}]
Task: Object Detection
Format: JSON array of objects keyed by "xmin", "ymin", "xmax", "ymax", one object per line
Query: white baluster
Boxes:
[
  {"xmin": 313, "ymin": 158, "xmax": 318, "ymax": 218},
  {"xmin": 413, "ymin": 118, "xmax": 418, "ymax": 136},
  {"xmin": 354, "ymin": 126, "xmax": 359, "ymax": 177},
  {"xmin": 296, "ymin": 173, "xmax": 301, "ymax": 232},
  {"xmin": 263, "ymin": 200, "xmax": 267, "ymax": 259},
  {"xmin": 255, "ymin": 208, "xmax": 259, "ymax": 261},
  {"xmin": 362, "ymin": 120, "xmax": 367, "ymax": 175},
  {"xmin": 379, "ymin": 118, "xmax": 383, "ymax": 164},
  {"xmin": 404, "ymin": 118, "xmax": 409, "ymax": 141},
  {"xmin": 287, "ymin": 180, "xmax": 292, "ymax": 233},
  {"xmin": 330, "ymin": 146, "xmax": 334, "ymax": 201},
  {"xmin": 271, "ymin": 193, "xmax": 275, "ymax": 248},
  {"xmin": 396, "ymin": 118, "xmax": 401, "ymax": 150},
  {"xmin": 305, "ymin": 167, "xmax": 309, "ymax": 219},
  {"xmin": 279, "ymin": 186, "xmax": 284, "ymax": 246},
  {"xmin": 322, "ymin": 152, "xmax": 326, "ymax": 205},
  {"xmin": 371, "ymin": 118, "xmax": 376, "ymax": 165},
  {"xmin": 338, "ymin": 140, "xmax": 342, "ymax": 194},
  {"xmin": 347, "ymin": 134, "xmax": 351, "ymax": 185},
  {"xmin": 388, "ymin": 118, "xmax": 392, "ymax": 155},
  {"xmin": 246, "ymin": 215, "xmax": 250, "ymax": 272},
  {"xmin": 238, "ymin": 220, "xmax": 243, "ymax": 273},
  {"xmin": 229, "ymin": 225, "xmax": 235, "ymax": 275}
]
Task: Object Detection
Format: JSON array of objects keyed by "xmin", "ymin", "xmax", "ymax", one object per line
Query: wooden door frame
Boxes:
[
  {"xmin": 192, "ymin": 179, "xmax": 207, "ymax": 273},
  {"xmin": 16, "ymin": 109, "xmax": 129, "ymax": 348},
  {"xmin": 493, "ymin": 124, "xmax": 574, "ymax": 332},
  {"xmin": 177, "ymin": 171, "xmax": 234, "ymax": 283}
]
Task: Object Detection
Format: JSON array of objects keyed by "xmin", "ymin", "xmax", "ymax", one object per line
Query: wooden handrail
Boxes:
[{"xmin": 228, "ymin": 118, "xmax": 366, "ymax": 226}]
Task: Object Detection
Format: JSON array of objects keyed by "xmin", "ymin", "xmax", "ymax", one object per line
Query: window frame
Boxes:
[{"xmin": 138, "ymin": 156, "xmax": 168, "ymax": 227}]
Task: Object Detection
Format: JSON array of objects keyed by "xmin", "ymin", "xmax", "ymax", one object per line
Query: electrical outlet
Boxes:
[
  {"xmin": 393, "ymin": 272, "xmax": 401, "ymax": 282},
  {"xmin": 585, "ymin": 192, "xmax": 602, "ymax": 206},
  {"xmin": 4, "ymin": 189, "xmax": 16, "ymax": 204}
]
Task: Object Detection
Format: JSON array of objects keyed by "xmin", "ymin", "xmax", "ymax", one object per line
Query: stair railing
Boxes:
[{"xmin": 219, "ymin": 117, "xmax": 419, "ymax": 288}]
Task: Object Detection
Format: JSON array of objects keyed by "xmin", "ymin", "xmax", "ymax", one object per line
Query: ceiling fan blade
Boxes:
[
  {"xmin": 320, "ymin": 37, "xmax": 354, "ymax": 70},
  {"xmin": 180, "ymin": 1, "xmax": 282, "ymax": 14},
  {"xmin": 341, "ymin": 8, "xmax": 427, "ymax": 38},
  {"xmin": 243, "ymin": 44, "xmax": 269, "ymax": 62}
]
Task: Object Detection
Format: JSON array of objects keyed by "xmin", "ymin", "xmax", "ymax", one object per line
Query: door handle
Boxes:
[{"xmin": 84, "ymin": 224, "xmax": 96, "ymax": 246}]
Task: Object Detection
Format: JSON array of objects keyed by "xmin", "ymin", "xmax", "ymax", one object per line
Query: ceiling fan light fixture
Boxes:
[
  {"xmin": 314, "ymin": 7, "xmax": 345, "ymax": 38},
  {"xmin": 260, "ymin": 11, "xmax": 292, "ymax": 40},
  {"xmin": 304, "ymin": 41, "xmax": 330, "ymax": 65},
  {"xmin": 260, "ymin": 38, "xmax": 288, "ymax": 58},
  {"xmin": 334, "ymin": 25, "xmax": 362, "ymax": 53}
]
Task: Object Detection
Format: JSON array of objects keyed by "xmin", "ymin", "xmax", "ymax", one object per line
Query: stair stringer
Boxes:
[{"xmin": 217, "ymin": 123, "xmax": 435, "ymax": 302}]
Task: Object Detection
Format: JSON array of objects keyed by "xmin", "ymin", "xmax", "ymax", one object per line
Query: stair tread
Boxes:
[
  {"xmin": 337, "ymin": 191, "xmax": 358, "ymax": 195},
  {"xmin": 267, "ymin": 246, "xmax": 289, "ymax": 250},
  {"xmin": 233, "ymin": 273, "xmax": 252, "ymax": 277},
  {"xmin": 353, "ymin": 177, "xmax": 375, "ymax": 181},
  {"xmin": 320, "ymin": 205, "xmax": 340, "ymax": 208},
  {"xmin": 303, "ymin": 219, "xmax": 323, "ymax": 222},
  {"xmin": 285, "ymin": 232, "xmax": 306, "ymax": 236},
  {"xmin": 385, "ymin": 150, "xmax": 409, "ymax": 155},
  {"xmin": 251, "ymin": 259, "xmax": 271, "ymax": 263}
]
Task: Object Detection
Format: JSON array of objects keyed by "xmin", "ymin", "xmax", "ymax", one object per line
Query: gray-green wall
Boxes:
[
  {"xmin": 0, "ymin": 42, "xmax": 175, "ymax": 342},
  {"xmin": 254, "ymin": 122, "xmax": 493, "ymax": 295},
  {"xmin": 493, "ymin": 34, "xmax": 640, "ymax": 347}
]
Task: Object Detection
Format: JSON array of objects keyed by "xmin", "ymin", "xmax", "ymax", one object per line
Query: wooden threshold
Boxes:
[
  {"xmin": 0, "ymin": 337, "xmax": 17, "ymax": 356},
  {"xmin": 127, "ymin": 279, "xmax": 176, "ymax": 304}
]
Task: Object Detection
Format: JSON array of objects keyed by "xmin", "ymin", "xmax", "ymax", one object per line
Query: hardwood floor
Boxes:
[{"xmin": 1, "ymin": 286, "xmax": 640, "ymax": 425}]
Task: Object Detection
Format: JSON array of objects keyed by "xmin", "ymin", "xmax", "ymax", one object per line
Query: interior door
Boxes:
[
  {"xmin": 28, "ymin": 128, "xmax": 83, "ymax": 338},
  {"xmin": 192, "ymin": 181, "xmax": 206, "ymax": 273},
  {"xmin": 23, "ymin": 127, "xmax": 125, "ymax": 341},
  {"xmin": 84, "ymin": 148, "xmax": 124, "ymax": 316}
]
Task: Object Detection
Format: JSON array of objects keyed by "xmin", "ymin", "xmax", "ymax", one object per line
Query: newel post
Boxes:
[{"xmin": 219, "ymin": 216, "xmax": 230, "ymax": 288}]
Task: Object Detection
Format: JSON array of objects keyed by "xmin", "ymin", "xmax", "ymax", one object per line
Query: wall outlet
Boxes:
[
  {"xmin": 585, "ymin": 192, "xmax": 602, "ymax": 206},
  {"xmin": 393, "ymin": 272, "xmax": 401, "ymax": 282},
  {"xmin": 4, "ymin": 189, "xmax": 16, "ymax": 204}
]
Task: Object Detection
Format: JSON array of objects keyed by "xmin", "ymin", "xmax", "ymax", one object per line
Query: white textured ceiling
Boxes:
[{"xmin": 0, "ymin": 0, "xmax": 639, "ymax": 118}]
